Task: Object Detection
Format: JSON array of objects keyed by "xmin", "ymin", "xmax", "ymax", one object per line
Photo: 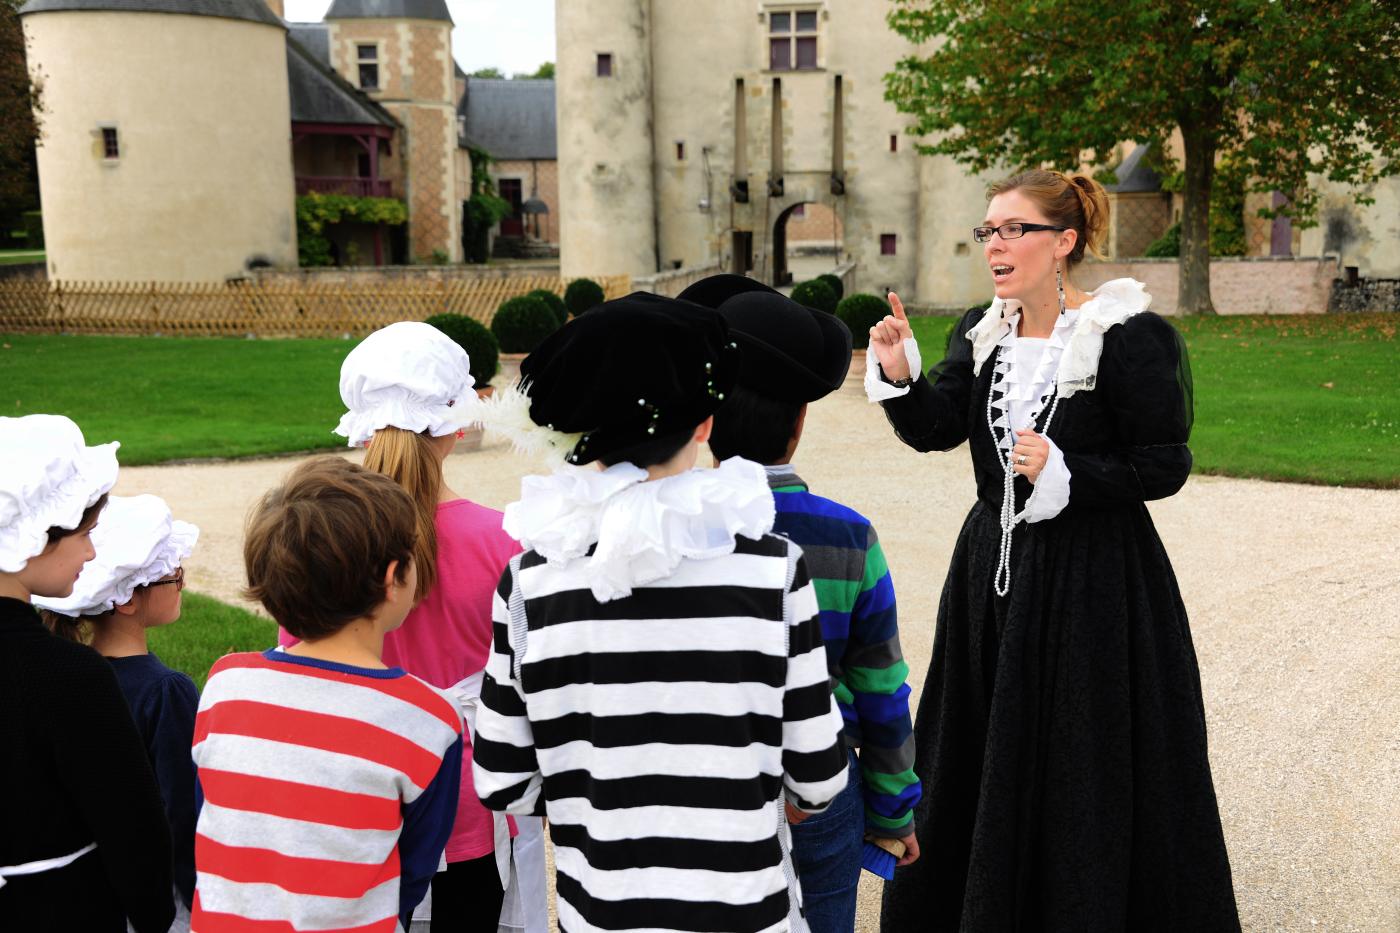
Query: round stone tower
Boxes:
[
  {"xmin": 554, "ymin": 0, "xmax": 657, "ymax": 279},
  {"xmin": 19, "ymin": 0, "xmax": 297, "ymax": 281}
]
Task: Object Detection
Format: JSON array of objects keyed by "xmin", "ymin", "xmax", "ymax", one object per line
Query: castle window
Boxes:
[
  {"xmin": 881, "ymin": 234, "xmax": 897, "ymax": 256},
  {"xmin": 357, "ymin": 44, "xmax": 379, "ymax": 90},
  {"xmin": 769, "ymin": 8, "xmax": 819, "ymax": 71},
  {"xmin": 101, "ymin": 126, "xmax": 119, "ymax": 160},
  {"xmin": 676, "ymin": 141, "xmax": 685, "ymax": 161},
  {"xmin": 890, "ymin": 134, "xmax": 898, "ymax": 153},
  {"xmin": 596, "ymin": 53, "xmax": 613, "ymax": 77}
]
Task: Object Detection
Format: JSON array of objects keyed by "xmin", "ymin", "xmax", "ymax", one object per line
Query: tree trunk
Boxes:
[{"xmin": 1178, "ymin": 118, "xmax": 1217, "ymax": 315}]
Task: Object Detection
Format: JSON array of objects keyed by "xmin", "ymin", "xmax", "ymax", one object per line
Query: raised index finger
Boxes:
[{"xmin": 887, "ymin": 292, "xmax": 908, "ymax": 322}]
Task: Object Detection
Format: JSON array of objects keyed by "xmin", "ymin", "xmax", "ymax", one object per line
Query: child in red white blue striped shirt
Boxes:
[{"xmin": 191, "ymin": 457, "xmax": 463, "ymax": 933}]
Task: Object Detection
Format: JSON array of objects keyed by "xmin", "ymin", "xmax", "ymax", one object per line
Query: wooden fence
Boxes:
[{"xmin": 0, "ymin": 274, "xmax": 632, "ymax": 337}]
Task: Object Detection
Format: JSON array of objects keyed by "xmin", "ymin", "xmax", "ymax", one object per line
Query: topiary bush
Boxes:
[
  {"xmin": 835, "ymin": 293, "xmax": 891, "ymax": 350},
  {"xmin": 1144, "ymin": 222, "xmax": 1181, "ymax": 258},
  {"xmin": 817, "ymin": 273, "xmax": 844, "ymax": 302},
  {"xmin": 491, "ymin": 295, "xmax": 559, "ymax": 353},
  {"xmin": 564, "ymin": 278, "xmax": 606, "ymax": 317},
  {"xmin": 527, "ymin": 288, "xmax": 568, "ymax": 327},
  {"xmin": 425, "ymin": 313, "xmax": 500, "ymax": 385},
  {"xmin": 791, "ymin": 279, "xmax": 838, "ymax": 314}
]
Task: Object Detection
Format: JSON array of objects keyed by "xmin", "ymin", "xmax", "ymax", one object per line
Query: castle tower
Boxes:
[
  {"xmin": 554, "ymin": 0, "xmax": 657, "ymax": 279},
  {"xmin": 325, "ymin": 0, "xmax": 460, "ymax": 262},
  {"xmin": 19, "ymin": 0, "xmax": 297, "ymax": 281}
]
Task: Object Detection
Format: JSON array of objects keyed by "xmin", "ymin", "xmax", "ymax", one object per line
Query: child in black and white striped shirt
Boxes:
[{"xmin": 473, "ymin": 293, "xmax": 847, "ymax": 933}]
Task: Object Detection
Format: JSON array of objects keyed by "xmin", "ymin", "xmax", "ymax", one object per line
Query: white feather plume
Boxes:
[{"xmin": 478, "ymin": 381, "xmax": 585, "ymax": 465}]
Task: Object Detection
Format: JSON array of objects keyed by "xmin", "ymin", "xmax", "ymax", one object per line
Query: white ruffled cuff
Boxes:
[
  {"xmin": 1022, "ymin": 437, "xmax": 1071, "ymax": 523},
  {"xmin": 864, "ymin": 338, "xmax": 923, "ymax": 402}
]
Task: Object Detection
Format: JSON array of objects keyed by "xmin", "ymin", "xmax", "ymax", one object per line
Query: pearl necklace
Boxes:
[{"xmin": 986, "ymin": 343, "xmax": 1062, "ymax": 598}]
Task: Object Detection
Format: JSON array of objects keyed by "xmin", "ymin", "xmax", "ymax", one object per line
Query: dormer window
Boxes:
[
  {"xmin": 769, "ymin": 9, "xmax": 819, "ymax": 71},
  {"xmin": 358, "ymin": 44, "xmax": 379, "ymax": 90}
]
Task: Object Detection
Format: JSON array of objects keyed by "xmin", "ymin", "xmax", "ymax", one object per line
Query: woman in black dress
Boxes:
[{"xmin": 867, "ymin": 171, "xmax": 1239, "ymax": 931}]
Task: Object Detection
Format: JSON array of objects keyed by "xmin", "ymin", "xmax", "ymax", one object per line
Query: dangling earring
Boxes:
[{"xmin": 1055, "ymin": 261, "xmax": 1066, "ymax": 316}]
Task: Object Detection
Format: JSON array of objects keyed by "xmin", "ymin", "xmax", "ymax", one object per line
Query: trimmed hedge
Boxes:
[
  {"xmin": 527, "ymin": 288, "xmax": 569, "ymax": 327},
  {"xmin": 492, "ymin": 295, "xmax": 559, "ymax": 353},
  {"xmin": 835, "ymin": 293, "xmax": 890, "ymax": 350},
  {"xmin": 791, "ymin": 279, "xmax": 837, "ymax": 314},
  {"xmin": 425, "ymin": 313, "xmax": 500, "ymax": 385},
  {"xmin": 564, "ymin": 278, "xmax": 606, "ymax": 317},
  {"xmin": 816, "ymin": 273, "xmax": 844, "ymax": 302}
]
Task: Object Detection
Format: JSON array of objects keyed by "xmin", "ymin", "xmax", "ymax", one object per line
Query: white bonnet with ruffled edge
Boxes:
[
  {"xmin": 0, "ymin": 414, "xmax": 120, "ymax": 573},
  {"xmin": 34, "ymin": 494, "xmax": 198, "ymax": 617},
  {"xmin": 334, "ymin": 321, "xmax": 482, "ymax": 447}
]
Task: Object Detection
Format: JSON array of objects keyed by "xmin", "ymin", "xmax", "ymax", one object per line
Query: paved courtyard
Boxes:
[{"xmin": 113, "ymin": 374, "xmax": 1400, "ymax": 932}]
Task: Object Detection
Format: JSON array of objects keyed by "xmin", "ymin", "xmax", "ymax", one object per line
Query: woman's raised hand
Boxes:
[{"xmin": 870, "ymin": 292, "xmax": 914, "ymax": 383}]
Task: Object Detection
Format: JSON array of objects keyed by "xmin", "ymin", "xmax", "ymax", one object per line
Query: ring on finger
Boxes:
[{"xmin": 1016, "ymin": 454, "xmax": 1029, "ymax": 466}]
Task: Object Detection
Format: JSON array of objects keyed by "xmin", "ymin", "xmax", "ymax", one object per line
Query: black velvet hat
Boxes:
[
  {"xmin": 516, "ymin": 292, "xmax": 741, "ymax": 465},
  {"xmin": 678, "ymin": 274, "xmax": 853, "ymax": 403}
]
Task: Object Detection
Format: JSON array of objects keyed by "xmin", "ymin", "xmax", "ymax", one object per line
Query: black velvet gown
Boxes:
[{"xmin": 877, "ymin": 308, "xmax": 1240, "ymax": 932}]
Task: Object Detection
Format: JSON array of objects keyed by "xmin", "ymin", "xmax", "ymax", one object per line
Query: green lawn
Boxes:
[
  {"xmin": 0, "ymin": 334, "xmax": 349, "ymax": 464},
  {"xmin": 906, "ymin": 312, "xmax": 1399, "ymax": 488},
  {"xmin": 1, "ymin": 315, "xmax": 1396, "ymax": 485},
  {"xmin": 0, "ymin": 249, "xmax": 44, "ymax": 265},
  {"xmin": 149, "ymin": 592, "xmax": 277, "ymax": 689}
]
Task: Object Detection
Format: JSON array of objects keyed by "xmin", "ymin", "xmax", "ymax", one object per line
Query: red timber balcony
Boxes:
[{"xmin": 295, "ymin": 176, "xmax": 393, "ymax": 197}]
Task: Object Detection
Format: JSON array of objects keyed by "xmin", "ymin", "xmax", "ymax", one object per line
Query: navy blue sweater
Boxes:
[{"xmin": 107, "ymin": 653, "xmax": 199, "ymax": 910}]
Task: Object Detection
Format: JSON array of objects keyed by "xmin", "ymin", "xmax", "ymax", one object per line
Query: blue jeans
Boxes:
[{"xmin": 790, "ymin": 749, "xmax": 863, "ymax": 933}]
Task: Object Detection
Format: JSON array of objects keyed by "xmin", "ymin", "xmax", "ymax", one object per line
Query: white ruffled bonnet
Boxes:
[
  {"xmin": 0, "ymin": 414, "xmax": 120, "ymax": 573},
  {"xmin": 335, "ymin": 321, "xmax": 483, "ymax": 447},
  {"xmin": 34, "ymin": 494, "xmax": 198, "ymax": 617}
]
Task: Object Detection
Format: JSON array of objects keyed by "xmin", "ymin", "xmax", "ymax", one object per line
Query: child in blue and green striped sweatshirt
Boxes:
[{"xmin": 684, "ymin": 274, "xmax": 921, "ymax": 933}]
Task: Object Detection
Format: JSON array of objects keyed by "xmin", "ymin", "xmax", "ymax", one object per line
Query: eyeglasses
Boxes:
[
  {"xmin": 147, "ymin": 567, "xmax": 185, "ymax": 591},
  {"xmin": 972, "ymin": 222, "xmax": 1068, "ymax": 244}
]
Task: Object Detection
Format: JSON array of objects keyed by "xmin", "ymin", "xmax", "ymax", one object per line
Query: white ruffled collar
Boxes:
[
  {"xmin": 966, "ymin": 277, "xmax": 1152, "ymax": 400},
  {"xmin": 502, "ymin": 457, "xmax": 775, "ymax": 603}
]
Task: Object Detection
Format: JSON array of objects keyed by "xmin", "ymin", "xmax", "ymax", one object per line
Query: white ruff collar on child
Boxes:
[{"xmin": 503, "ymin": 457, "xmax": 775, "ymax": 603}]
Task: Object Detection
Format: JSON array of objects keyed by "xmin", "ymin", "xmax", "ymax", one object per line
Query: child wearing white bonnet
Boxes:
[
  {"xmin": 286, "ymin": 320, "xmax": 545, "ymax": 933},
  {"xmin": 35, "ymin": 494, "xmax": 200, "ymax": 929},
  {"xmin": 0, "ymin": 415, "xmax": 177, "ymax": 932}
]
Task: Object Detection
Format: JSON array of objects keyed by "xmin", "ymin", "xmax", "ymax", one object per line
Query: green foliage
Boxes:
[
  {"xmin": 463, "ymin": 147, "xmax": 512, "ymax": 264},
  {"xmin": 0, "ymin": 333, "xmax": 350, "ymax": 464},
  {"xmin": 527, "ymin": 288, "xmax": 568, "ymax": 327},
  {"xmin": 885, "ymin": 0, "xmax": 1400, "ymax": 312},
  {"xmin": 295, "ymin": 193, "xmax": 407, "ymax": 267},
  {"xmin": 148, "ymin": 593, "xmax": 275, "ymax": 690},
  {"xmin": 427, "ymin": 248, "xmax": 450, "ymax": 266},
  {"xmin": 0, "ymin": 0, "xmax": 40, "ymax": 217},
  {"xmin": 835, "ymin": 293, "xmax": 890, "ymax": 349},
  {"xmin": 564, "ymin": 278, "xmax": 606, "ymax": 317},
  {"xmin": 470, "ymin": 67, "xmax": 504, "ymax": 79},
  {"xmin": 425, "ymin": 313, "xmax": 500, "ymax": 385},
  {"xmin": 491, "ymin": 295, "xmax": 558, "ymax": 353},
  {"xmin": 817, "ymin": 273, "xmax": 844, "ymax": 302},
  {"xmin": 791, "ymin": 279, "xmax": 837, "ymax": 314},
  {"xmin": 21, "ymin": 209, "xmax": 41, "ymax": 249},
  {"xmin": 1145, "ymin": 222, "xmax": 1181, "ymax": 258},
  {"xmin": 519, "ymin": 62, "xmax": 554, "ymax": 80}
]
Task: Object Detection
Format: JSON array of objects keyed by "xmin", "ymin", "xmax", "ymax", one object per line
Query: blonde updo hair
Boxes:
[{"xmin": 987, "ymin": 170, "xmax": 1109, "ymax": 266}]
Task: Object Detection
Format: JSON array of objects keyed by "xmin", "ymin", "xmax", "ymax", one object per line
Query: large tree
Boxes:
[
  {"xmin": 885, "ymin": 0, "xmax": 1400, "ymax": 314},
  {"xmin": 0, "ymin": 0, "xmax": 41, "ymax": 223}
]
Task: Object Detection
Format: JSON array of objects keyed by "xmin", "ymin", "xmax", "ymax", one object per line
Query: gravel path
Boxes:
[{"xmin": 113, "ymin": 376, "xmax": 1400, "ymax": 932}]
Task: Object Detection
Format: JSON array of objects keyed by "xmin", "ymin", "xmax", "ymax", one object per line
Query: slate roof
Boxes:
[
  {"xmin": 19, "ymin": 0, "xmax": 283, "ymax": 27},
  {"xmin": 324, "ymin": 0, "xmax": 452, "ymax": 23},
  {"xmin": 288, "ymin": 22, "xmax": 331, "ymax": 67},
  {"xmin": 1105, "ymin": 143, "xmax": 1164, "ymax": 194},
  {"xmin": 287, "ymin": 33, "xmax": 396, "ymax": 127},
  {"xmin": 458, "ymin": 78, "xmax": 556, "ymax": 160}
]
